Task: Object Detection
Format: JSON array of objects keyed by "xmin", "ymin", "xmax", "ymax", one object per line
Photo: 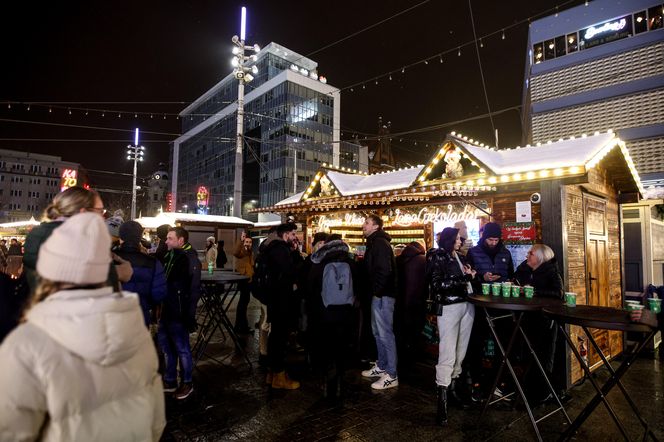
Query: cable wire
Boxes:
[{"xmin": 468, "ymin": 0, "xmax": 496, "ymax": 136}]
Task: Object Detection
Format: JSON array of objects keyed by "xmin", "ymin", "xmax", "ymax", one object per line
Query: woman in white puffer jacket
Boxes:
[{"xmin": 0, "ymin": 212, "xmax": 165, "ymax": 442}]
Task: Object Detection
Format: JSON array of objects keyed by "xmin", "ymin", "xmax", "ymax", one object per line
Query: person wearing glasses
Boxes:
[{"xmin": 23, "ymin": 187, "xmax": 132, "ymax": 295}]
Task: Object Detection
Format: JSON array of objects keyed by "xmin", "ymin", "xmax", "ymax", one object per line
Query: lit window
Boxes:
[
  {"xmin": 635, "ymin": 10, "xmax": 648, "ymax": 33},
  {"xmin": 566, "ymin": 32, "xmax": 578, "ymax": 53},
  {"xmin": 648, "ymin": 5, "xmax": 663, "ymax": 30}
]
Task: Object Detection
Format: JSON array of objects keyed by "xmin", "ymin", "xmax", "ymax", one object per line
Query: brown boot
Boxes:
[
  {"xmin": 271, "ymin": 371, "xmax": 300, "ymax": 390},
  {"xmin": 265, "ymin": 371, "xmax": 273, "ymax": 385}
]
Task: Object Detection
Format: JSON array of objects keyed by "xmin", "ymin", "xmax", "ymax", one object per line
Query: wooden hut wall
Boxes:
[
  {"xmin": 564, "ymin": 163, "xmax": 623, "ymax": 383},
  {"xmin": 490, "ymin": 191, "xmax": 543, "ymax": 243}
]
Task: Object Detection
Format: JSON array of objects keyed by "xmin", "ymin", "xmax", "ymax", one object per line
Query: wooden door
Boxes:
[{"xmin": 583, "ymin": 195, "xmax": 611, "ymax": 367}]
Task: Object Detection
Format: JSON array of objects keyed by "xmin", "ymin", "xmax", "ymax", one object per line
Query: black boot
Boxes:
[{"xmin": 436, "ymin": 385, "xmax": 448, "ymax": 426}]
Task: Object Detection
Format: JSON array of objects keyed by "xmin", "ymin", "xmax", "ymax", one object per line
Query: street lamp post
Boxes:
[
  {"xmin": 126, "ymin": 128, "xmax": 145, "ymax": 220},
  {"xmin": 231, "ymin": 6, "xmax": 260, "ymax": 219}
]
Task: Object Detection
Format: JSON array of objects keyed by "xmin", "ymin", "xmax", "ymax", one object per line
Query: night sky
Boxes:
[{"xmin": 0, "ymin": 0, "xmax": 586, "ymax": 189}]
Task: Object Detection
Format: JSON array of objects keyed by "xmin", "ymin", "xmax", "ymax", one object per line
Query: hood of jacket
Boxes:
[
  {"xmin": 366, "ymin": 229, "xmax": 392, "ymax": 245},
  {"xmin": 311, "ymin": 240, "xmax": 349, "ymax": 264},
  {"xmin": 26, "ymin": 286, "xmax": 147, "ymax": 366},
  {"xmin": 399, "ymin": 241, "xmax": 425, "ymax": 261},
  {"xmin": 260, "ymin": 231, "xmax": 280, "ymax": 251}
]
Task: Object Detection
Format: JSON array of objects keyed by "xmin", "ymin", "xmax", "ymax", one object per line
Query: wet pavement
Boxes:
[{"xmin": 161, "ymin": 299, "xmax": 663, "ymax": 441}]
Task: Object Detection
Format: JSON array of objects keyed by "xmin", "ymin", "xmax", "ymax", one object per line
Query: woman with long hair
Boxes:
[
  {"xmin": 23, "ymin": 186, "xmax": 103, "ymax": 292},
  {"xmin": 0, "ymin": 212, "xmax": 165, "ymax": 441},
  {"xmin": 426, "ymin": 227, "xmax": 476, "ymax": 425}
]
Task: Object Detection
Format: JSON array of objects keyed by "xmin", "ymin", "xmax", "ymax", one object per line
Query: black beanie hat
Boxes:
[
  {"xmin": 438, "ymin": 227, "xmax": 460, "ymax": 253},
  {"xmin": 481, "ymin": 222, "xmax": 502, "ymax": 240},
  {"xmin": 312, "ymin": 232, "xmax": 329, "ymax": 247},
  {"xmin": 156, "ymin": 224, "xmax": 171, "ymax": 241},
  {"xmin": 119, "ymin": 220, "xmax": 143, "ymax": 245}
]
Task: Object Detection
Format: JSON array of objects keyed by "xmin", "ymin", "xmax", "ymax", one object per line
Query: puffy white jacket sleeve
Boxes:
[{"xmin": 0, "ymin": 335, "xmax": 47, "ymax": 442}]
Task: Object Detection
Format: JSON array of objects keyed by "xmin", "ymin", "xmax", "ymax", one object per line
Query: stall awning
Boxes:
[
  {"xmin": 0, "ymin": 216, "xmax": 41, "ymax": 229},
  {"xmin": 134, "ymin": 212, "xmax": 253, "ymax": 229}
]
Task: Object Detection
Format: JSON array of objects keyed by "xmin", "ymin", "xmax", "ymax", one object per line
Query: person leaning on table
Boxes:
[{"xmin": 513, "ymin": 243, "xmax": 564, "ymax": 404}]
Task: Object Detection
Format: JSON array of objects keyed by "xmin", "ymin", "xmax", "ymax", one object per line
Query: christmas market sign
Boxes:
[
  {"xmin": 316, "ymin": 204, "xmax": 483, "ymax": 230},
  {"xmin": 503, "ymin": 222, "xmax": 536, "ymax": 243}
]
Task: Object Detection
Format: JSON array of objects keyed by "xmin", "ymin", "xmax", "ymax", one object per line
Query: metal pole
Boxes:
[
  {"xmin": 293, "ymin": 148, "xmax": 297, "ymax": 194},
  {"xmin": 131, "ymin": 153, "xmax": 137, "ymax": 219},
  {"xmin": 233, "ymin": 78, "xmax": 244, "ymax": 218}
]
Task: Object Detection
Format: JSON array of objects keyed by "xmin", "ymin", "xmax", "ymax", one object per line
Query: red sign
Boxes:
[
  {"xmin": 166, "ymin": 192, "xmax": 173, "ymax": 212},
  {"xmin": 503, "ymin": 222, "xmax": 536, "ymax": 243},
  {"xmin": 60, "ymin": 168, "xmax": 78, "ymax": 192}
]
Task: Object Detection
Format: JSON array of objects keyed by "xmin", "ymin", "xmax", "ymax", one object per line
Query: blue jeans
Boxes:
[
  {"xmin": 157, "ymin": 321, "xmax": 193, "ymax": 384},
  {"xmin": 371, "ymin": 296, "xmax": 397, "ymax": 377}
]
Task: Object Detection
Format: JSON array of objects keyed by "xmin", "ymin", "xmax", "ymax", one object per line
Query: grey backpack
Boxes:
[{"xmin": 321, "ymin": 261, "xmax": 355, "ymax": 307}]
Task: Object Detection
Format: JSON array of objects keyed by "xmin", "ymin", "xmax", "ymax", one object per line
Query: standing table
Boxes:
[
  {"xmin": 192, "ymin": 271, "xmax": 252, "ymax": 369},
  {"xmin": 469, "ymin": 294, "xmax": 571, "ymax": 441},
  {"xmin": 543, "ymin": 304, "xmax": 659, "ymax": 441}
]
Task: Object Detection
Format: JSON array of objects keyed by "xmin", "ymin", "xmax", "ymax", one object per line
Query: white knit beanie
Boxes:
[{"xmin": 37, "ymin": 212, "xmax": 112, "ymax": 284}]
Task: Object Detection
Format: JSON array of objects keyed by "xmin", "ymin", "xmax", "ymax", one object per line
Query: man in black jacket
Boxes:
[
  {"xmin": 158, "ymin": 226, "xmax": 201, "ymax": 400},
  {"xmin": 262, "ymin": 223, "xmax": 300, "ymax": 390},
  {"xmin": 360, "ymin": 214, "xmax": 399, "ymax": 390}
]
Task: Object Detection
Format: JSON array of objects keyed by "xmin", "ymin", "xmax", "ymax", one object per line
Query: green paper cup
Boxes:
[
  {"xmin": 502, "ymin": 282, "xmax": 512, "ymax": 297},
  {"xmin": 491, "ymin": 283, "xmax": 501, "ymax": 296},
  {"xmin": 481, "ymin": 283, "xmax": 491, "ymax": 295},
  {"xmin": 511, "ymin": 285, "xmax": 521, "ymax": 297},
  {"xmin": 524, "ymin": 286, "xmax": 534, "ymax": 298},
  {"xmin": 565, "ymin": 292, "xmax": 577, "ymax": 307},
  {"xmin": 647, "ymin": 298, "xmax": 661, "ymax": 314}
]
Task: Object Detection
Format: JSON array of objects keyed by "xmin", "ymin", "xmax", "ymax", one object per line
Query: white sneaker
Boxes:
[
  {"xmin": 371, "ymin": 373, "xmax": 399, "ymax": 390},
  {"xmin": 361, "ymin": 364, "xmax": 386, "ymax": 378}
]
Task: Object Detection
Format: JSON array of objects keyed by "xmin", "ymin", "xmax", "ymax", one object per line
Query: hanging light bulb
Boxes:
[
  {"xmin": 68, "ymin": 108, "xmax": 71, "ymax": 115},
  {"xmin": 424, "ymin": 59, "xmax": 428, "ymax": 65},
  {"xmin": 26, "ymin": 104, "xmax": 30, "ymax": 111},
  {"xmin": 49, "ymin": 107, "xmax": 52, "ymax": 113},
  {"xmin": 362, "ymin": 84, "xmax": 366, "ymax": 89},
  {"xmin": 134, "ymin": 113, "xmax": 138, "ymax": 118},
  {"xmin": 350, "ymin": 87, "xmax": 354, "ymax": 92},
  {"xmin": 401, "ymin": 67, "xmax": 405, "ymax": 73},
  {"xmin": 439, "ymin": 55, "xmax": 443, "ymax": 63},
  {"xmin": 85, "ymin": 110, "xmax": 88, "ymax": 115},
  {"xmin": 480, "ymin": 39, "xmax": 484, "ymax": 48},
  {"xmin": 375, "ymin": 80, "xmax": 378, "ymax": 85},
  {"xmin": 458, "ymin": 47, "xmax": 461, "ymax": 56},
  {"xmin": 389, "ymin": 74, "xmax": 392, "ymax": 80},
  {"xmin": 502, "ymin": 29, "xmax": 506, "ymax": 39},
  {"xmin": 101, "ymin": 111, "xmax": 104, "ymax": 117},
  {"xmin": 118, "ymin": 113, "xmax": 121, "ymax": 118},
  {"xmin": 7, "ymin": 102, "xmax": 11, "ymax": 109}
]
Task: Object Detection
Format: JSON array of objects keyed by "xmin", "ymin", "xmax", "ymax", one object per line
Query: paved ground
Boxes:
[{"xmin": 161, "ymin": 299, "xmax": 663, "ymax": 441}]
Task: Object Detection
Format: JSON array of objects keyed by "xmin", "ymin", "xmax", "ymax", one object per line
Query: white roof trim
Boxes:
[
  {"xmin": 275, "ymin": 192, "xmax": 304, "ymax": 206},
  {"xmin": 327, "ymin": 166, "xmax": 424, "ymax": 196},
  {"xmin": 135, "ymin": 212, "xmax": 253, "ymax": 229}
]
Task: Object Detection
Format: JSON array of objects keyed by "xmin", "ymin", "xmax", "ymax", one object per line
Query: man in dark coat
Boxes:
[
  {"xmin": 395, "ymin": 241, "xmax": 427, "ymax": 371},
  {"xmin": 262, "ymin": 223, "xmax": 300, "ymax": 389},
  {"xmin": 466, "ymin": 222, "xmax": 514, "ymax": 283},
  {"xmin": 307, "ymin": 238, "xmax": 359, "ymax": 397},
  {"xmin": 114, "ymin": 221, "xmax": 168, "ymax": 327},
  {"xmin": 360, "ymin": 214, "xmax": 399, "ymax": 390},
  {"xmin": 158, "ymin": 226, "xmax": 200, "ymax": 400}
]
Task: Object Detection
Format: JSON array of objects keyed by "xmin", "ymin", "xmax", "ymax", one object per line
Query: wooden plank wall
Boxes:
[
  {"xmin": 490, "ymin": 192, "xmax": 543, "ymax": 243},
  {"xmin": 565, "ymin": 164, "xmax": 623, "ymax": 384}
]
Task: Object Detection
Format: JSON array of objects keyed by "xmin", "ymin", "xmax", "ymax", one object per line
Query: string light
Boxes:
[
  {"xmin": 480, "ymin": 39, "xmax": 484, "ymax": 48},
  {"xmin": 439, "ymin": 56, "xmax": 443, "ymax": 63},
  {"xmin": 457, "ymin": 47, "xmax": 461, "ymax": 56},
  {"xmin": 501, "ymin": 29, "xmax": 505, "ymax": 40}
]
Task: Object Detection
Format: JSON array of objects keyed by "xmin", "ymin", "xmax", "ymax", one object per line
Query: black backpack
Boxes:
[{"xmin": 250, "ymin": 251, "xmax": 271, "ymax": 305}]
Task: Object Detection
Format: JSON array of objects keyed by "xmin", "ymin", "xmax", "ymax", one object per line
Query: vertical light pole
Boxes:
[
  {"xmin": 126, "ymin": 128, "xmax": 145, "ymax": 220},
  {"xmin": 231, "ymin": 6, "xmax": 260, "ymax": 218}
]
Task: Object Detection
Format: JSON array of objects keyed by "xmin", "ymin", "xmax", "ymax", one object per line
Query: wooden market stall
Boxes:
[{"xmin": 255, "ymin": 130, "xmax": 644, "ymax": 388}]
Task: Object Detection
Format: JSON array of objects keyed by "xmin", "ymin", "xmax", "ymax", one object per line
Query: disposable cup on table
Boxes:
[
  {"xmin": 565, "ymin": 292, "xmax": 577, "ymax": 307},
  {"xmin": 491, "ymin": 283, "xmax": 501, "ymax": 296},
  {"xmin": 482, "ymin": 283, "xmax": 491, "ymax": 295},
  {"xmin": 502, "ymin": 282, "xmax": 512, "ymax": 297},
  {"xmin": 647, "ymin": 298, "xmax": 661, "ymax": 314},
  {"xmin": 511, "ymin": 285, "xmax": 521, "ymax": 297},
  {"xmin": 524, "ymin": 285, "xmax": 534, "ymax": 298}
]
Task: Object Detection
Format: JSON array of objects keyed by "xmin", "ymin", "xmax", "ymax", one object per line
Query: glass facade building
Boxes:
[{"xmin": 172, "ymin": 43, "xmax": 367, "ymax": 218}]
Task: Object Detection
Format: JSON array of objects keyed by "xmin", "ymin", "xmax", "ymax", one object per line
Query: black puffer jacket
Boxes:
[
  {"xmin": 514, "ymin": 257, "xmax": 564, "ymax": 300},
  {"xmin": 364, "ymin": 230, "xmax": 396, "ymax": 298},
  {"xmin": 426, "ymin": 248, "xmax": 473, "ymax": 314}
]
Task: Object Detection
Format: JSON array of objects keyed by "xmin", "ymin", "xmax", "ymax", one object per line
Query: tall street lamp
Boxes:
[
  {"xmin": 126, "ymin": 128, "xmax": 145, "ymax": 220},
  {"xmin": 231, "ymin": 6, "xmax": 260, "ymax": 219}
]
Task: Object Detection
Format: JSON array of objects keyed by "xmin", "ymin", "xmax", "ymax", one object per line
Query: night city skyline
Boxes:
[{"xmin": 2, "ymin": 0, "xmax": 587, "ymax": 190}]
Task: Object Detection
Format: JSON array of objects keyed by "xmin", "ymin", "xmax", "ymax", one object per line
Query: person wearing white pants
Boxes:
[{"xmin": 426, "ymin": 227, "xmax": 476, "ymax": 426}]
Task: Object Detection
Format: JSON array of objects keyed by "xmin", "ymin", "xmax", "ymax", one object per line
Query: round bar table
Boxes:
[
  {"xmin": 193, "ymin": 271, "xmax": 251, "ymax": 369},
  {"xmin": 469, "ymin": 294, "xmax": 571, "ymax": 442},
  {"xmin": 543, "ymin": 304, "xmax": 659, "ymax": 441}
]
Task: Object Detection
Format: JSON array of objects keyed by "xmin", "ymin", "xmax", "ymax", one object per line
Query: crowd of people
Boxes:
[{"xmin": 0, "ymin": 186, "xmax": 661, "ymax": 439}]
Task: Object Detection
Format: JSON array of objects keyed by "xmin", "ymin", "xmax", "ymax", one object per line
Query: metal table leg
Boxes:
[
  {"xmin": 581, "ymin": 326, "xmax": 658, "ymax": 441},
  {"xmin": 481, "ymin": 309, "xmax": 543, "ymax": 442},
  {"xmin": 557, "ymin": 324, "xmax": 656, "ymax": 441}
]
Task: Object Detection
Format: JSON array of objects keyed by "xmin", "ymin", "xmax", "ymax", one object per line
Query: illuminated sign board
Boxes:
[
  {"xmin": 581, "ymin": 15, "xmax": 632, "ymax": 49},
  {"xmin": 166, "ymin": 192, "xmax": 173, "ymax": 212},
  {"xmin": 196, "ymin": 186, "xmax": 209, "ymax": 207},
  {"xmin": 60, "ymin": 168, "xmax": 78, "ymax": 192}
]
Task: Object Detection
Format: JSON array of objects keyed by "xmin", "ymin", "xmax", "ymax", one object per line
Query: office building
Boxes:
[{"xmin": 171, "ymin": 43, "xmax": 368, "ymax": 219}]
